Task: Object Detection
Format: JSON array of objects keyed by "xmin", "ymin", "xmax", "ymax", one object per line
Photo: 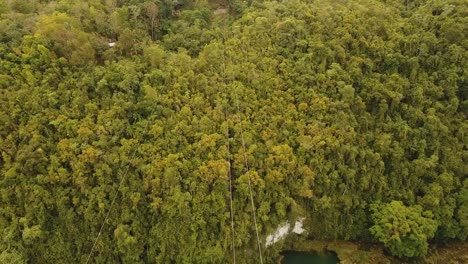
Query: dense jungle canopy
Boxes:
[{"xmin": 0, "ymin": 0, "xmax": 467, "ymax": 263}]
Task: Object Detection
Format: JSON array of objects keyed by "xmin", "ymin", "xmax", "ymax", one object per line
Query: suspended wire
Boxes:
[
  {"xmin": 86, "ymin": 17, "xmax": 262, "ymax": 264},
  {"xmin": 85, "ymin": 118, "xmax": 152, "ymax": 264},
  {"xmin": 222, "ymin": 17, "xmax": 262, "ymax": 263},
  {"xmin": 224, "ymin": 99, "xmax": 237, "ymax": 264},
  {"xmin": 234, "ymin": 92, "xmax": 264, "ymax": 264},
  {"xmin": 221, "ymin": 25, "xmax": 236, "ymax": 264}
]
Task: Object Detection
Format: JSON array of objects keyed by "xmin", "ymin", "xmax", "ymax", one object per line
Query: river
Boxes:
[{"xmin": 282, "ymin": 251, "xmax": 339, "ymax": 264}]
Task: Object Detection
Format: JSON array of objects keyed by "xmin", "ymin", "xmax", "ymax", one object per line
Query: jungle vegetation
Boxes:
[{"xmin": 0, "ymin": 0, "xmax": 467, "ymax": 263}]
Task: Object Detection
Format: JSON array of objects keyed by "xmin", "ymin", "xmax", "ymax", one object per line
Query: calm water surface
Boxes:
[{"xmin": 282, "ymin": 251, "xmax": 339, "ymax": 264}]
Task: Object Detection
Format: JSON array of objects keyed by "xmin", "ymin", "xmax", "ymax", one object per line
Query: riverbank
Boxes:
[{"xmin": 281, "ymin": 240, "xmax": 468, "ymax": 263}]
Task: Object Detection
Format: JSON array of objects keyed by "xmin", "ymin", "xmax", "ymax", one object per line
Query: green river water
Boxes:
[{"xmin": 282, "ymin": 251, "xmax": 339, "ymax": 264}]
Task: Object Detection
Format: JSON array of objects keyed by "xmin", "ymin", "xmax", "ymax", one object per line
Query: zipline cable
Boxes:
[
  {"xmin": 234, "ymin": 92, "xmax": 264, "ymax": 264},
  {"xmin": 224, "ymin": 99, "xmax": 236, "ymax": 264},
  {"xmin": 222, "ymin": 17, "xmax": 262, "ymax": 263},
  {"xmin": 222, "ymin": 26, "xmax": 236, "ymax": 264},
  {"xmin": 85, "ymin": 118, "xmax": 152, "ymax": 264}
]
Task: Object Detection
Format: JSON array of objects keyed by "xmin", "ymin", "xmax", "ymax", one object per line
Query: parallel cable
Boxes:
[
  {"xmin": 85, "ymin": 118, "xmax": 152, "ymax": 264},
  {"xmin": 220, "ymin": 15, "xmax": 263, "ymax": 264},
  {"xmin": 224, "ymin": 101, "xmax": 236, "ymax": 264},
  {"xmin": 221, "ymin": 28, "xmax": 236, "ymax": 264},
  {"xmin": 234, "ymin": 93, "xmax": 264, "ymax": 264},
  {"xmin": 221, "ymin": 17, "xmax": 262, "ymax": 263}
]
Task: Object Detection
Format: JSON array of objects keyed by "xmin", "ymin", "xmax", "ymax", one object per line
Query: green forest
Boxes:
[{"xmin": 0, "ymin": 0, "xmax": 466, "ymax": 263}]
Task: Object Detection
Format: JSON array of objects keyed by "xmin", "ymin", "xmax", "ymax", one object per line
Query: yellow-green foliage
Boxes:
[{"xmin": 0, "ymin": 0, "xmax": 466, "ymax": 263}]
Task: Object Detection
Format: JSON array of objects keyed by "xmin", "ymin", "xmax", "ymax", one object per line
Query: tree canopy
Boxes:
[
  {"xmin": 370, "ymin": 201, "xmax": 438, "ymax": 257},
  {"xmin": 0, "ymin": 0, "xmax": 467, "ymax": 263}
]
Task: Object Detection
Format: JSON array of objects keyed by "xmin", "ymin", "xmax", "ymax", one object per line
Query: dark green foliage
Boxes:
[{"xmin": 0, "ymin": 0, "xmax": 466, "ymax": 263}]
